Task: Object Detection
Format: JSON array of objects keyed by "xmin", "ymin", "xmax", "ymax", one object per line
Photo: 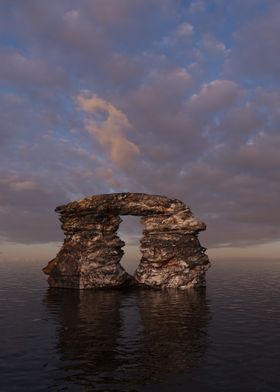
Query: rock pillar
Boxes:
[
  {"xmin": 44, "ymin": 214, "xmax": 131, "ymax": 289},
  {"xmin": 135, "ymin": 210, "xmax": 209, "ymax": 289}
]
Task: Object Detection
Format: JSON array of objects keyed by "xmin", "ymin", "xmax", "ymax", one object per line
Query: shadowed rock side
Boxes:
[{"xmin": 43, "ymin": 193, "xmax": 210, "ymax": 289}]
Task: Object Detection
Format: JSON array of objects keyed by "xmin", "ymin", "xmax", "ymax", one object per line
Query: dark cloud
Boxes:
[{"xmin": 0, "ymin": 51, "xmax": 70, "ymax": 89}]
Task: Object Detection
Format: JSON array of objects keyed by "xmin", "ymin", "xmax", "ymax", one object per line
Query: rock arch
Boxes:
[{"xmin": 43, "ymin": 193, "xmax": 210, "ymax": 289}]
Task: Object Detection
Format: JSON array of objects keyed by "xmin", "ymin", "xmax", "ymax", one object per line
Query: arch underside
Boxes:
[{"xmin": 43, "ymin": 193, "xmax": 210, "ymax": 289}]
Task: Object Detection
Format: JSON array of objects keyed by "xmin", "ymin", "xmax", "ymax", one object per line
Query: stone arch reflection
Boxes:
[
  {"xmin": 44, "ymin": 288, "xmax": 210, "ymax": 390},
  {"xmin": 135, "ymin": 289, "xmax": 210, "ymax": 377}
]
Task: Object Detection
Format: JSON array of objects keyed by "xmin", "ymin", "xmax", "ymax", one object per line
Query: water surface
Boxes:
[{"xmin": 0, "ymin": 259, "xmax": 280, "ymax": 391}]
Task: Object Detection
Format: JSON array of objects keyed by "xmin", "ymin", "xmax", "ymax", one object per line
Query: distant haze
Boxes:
[{"xmin": 0, "ymin": 1, "xmax": 279, "ymax": 262}]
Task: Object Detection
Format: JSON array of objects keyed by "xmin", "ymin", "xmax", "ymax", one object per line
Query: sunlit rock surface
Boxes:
[{"xmin": 43, "ymin": 193, "xmax": 210, "ymax": 289}]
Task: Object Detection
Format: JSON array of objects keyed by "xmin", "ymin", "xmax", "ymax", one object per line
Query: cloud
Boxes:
[
  {"xmin": 0, "ymin": 51, "xmax": 69, "ymax": 89},
  {"xmin": 189, "ymin": 1, "xmax": 205, "ymax": 14},
  {"xmin": 175, "ymin": 22, "xmax": 194, "ymax": 38},
  {"xmin": 189, "ymin": 80, "xmax": 244, "ymax": 114},
  {"xmin": 0, "ymin": 171, "xmax": 64, "ymax": 243},
  {"xmin": 225, "ymin": 4, "xmax": 280, "ymax": 81},
  {"xmin": 9, "ymin": 180, "xmax": 38, "ymax": 191},
  {"xmin": 77, "ymin": 93, "xmax": 140, "ymax": 168},
  {"xmin": 202, "ymin": 33, "xmax": 228, "ymax": 55}
]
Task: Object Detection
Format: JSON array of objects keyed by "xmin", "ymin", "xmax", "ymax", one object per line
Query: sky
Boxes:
[{"xmin": 0, "ymin": 0, "xmax": 280, "ymax": 263}]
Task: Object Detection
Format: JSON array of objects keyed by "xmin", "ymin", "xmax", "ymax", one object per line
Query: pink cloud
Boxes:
[
  {"xmin": 10, "ymin": 180, "xmax": 38, "ymax": 191},
  {"xmin": 77, "ymin": 93, "xmax": 140, "ymax": 168}
]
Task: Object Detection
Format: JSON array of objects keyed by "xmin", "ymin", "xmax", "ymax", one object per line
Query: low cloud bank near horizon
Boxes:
[{"xmin": 0, "ymin": 0, "xmax": 280, "ymax": 253}]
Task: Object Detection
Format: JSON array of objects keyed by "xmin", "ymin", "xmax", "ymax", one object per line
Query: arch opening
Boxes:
[{"xmin": 118, "ymin": 215, "xmax": 143, "ymax": 275}]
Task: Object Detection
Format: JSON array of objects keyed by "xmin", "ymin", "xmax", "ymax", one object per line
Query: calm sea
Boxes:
[{"xmin": 0, "ymin": 259, "xmax": 280, "ymax": 392}]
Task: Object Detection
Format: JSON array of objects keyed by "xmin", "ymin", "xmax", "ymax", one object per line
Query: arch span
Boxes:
[{"xmin": 43, "ymin": 193, "xmax": 210, "ymax": 289}]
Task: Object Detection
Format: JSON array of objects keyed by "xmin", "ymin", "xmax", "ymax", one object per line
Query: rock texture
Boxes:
[{"xmin": 43, "ymin": 193, "xmax": 210, "ymax": 289}]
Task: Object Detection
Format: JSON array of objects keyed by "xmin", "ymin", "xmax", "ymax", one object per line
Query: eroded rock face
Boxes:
[{"xmin": 43, "ymin": 193, "xmax": 210, "ymax": 289}]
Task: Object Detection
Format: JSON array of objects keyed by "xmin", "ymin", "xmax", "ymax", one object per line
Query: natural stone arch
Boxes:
[{"xmin": 43, "ymin": 193, "xmax": 210, "ymax": 289}]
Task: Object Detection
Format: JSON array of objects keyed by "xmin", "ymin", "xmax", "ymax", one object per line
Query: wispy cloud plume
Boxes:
[{"xmin": 77, "ymin": 93, "xmax": 140, "ymax": 168}]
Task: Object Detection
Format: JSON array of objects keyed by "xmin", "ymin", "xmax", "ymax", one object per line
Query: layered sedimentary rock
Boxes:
[{"xmin": 43, "ymin": 193, "xmax": 210, "ymax": 289}]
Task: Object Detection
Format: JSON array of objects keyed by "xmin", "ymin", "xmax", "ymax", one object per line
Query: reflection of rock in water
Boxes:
[
  {"xmin": 135, "ymin": 290, "xmax": 210, "ymax": 383},
  {"xmin": 44, "ymin": 288, "xmax": 210, "ymax": 390},
  {"xmin": 45, "ymin": 288, "xmax": 123, "ymax": 388}
]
